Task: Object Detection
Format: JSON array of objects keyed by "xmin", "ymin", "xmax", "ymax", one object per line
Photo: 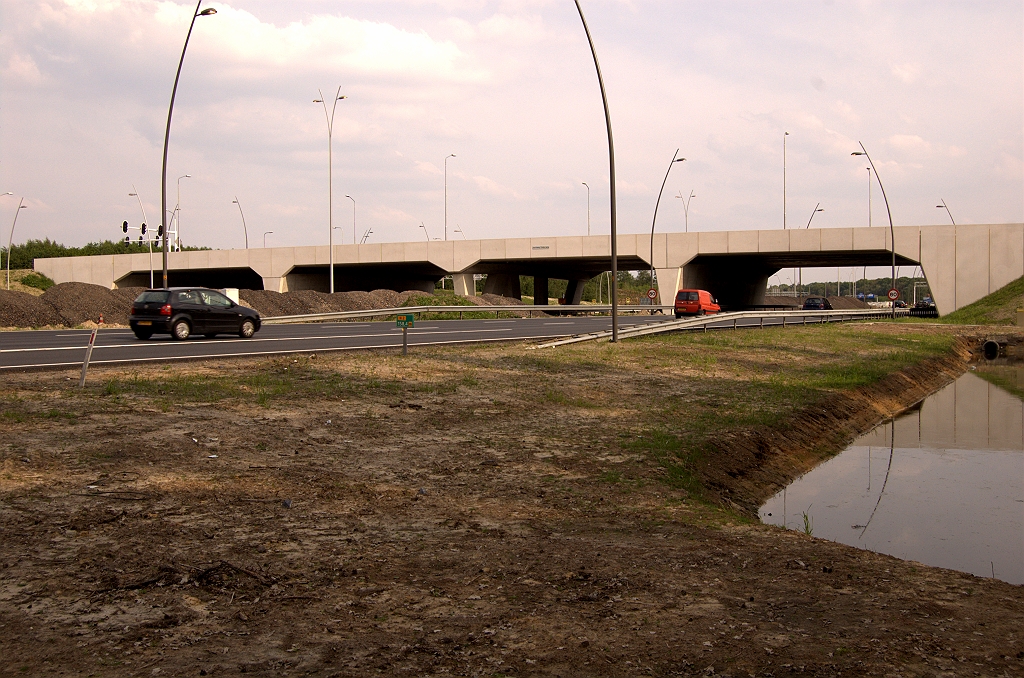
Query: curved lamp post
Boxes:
[
  {"xmin": 6, "ymin": 198, "xmax": 26, "ymax": 290},
  {"xmin": 263, "ymin": 231, "xmax": 273, "ymax": 248},
  {"xmin": 797, "ymin": 203, "xmax": 824, "ymax": 293},
  {"xmin": 160, "ymin": 2, "xmax": 216, "ymax": 288},
  {"xmin": 232, "ymin": 197, "xmax": 249, "ymax": 248},
  {"xmin": 419, "ymin": 222, "xmax": 430, "ymax": 241},
  {"xmin": 314, "ymin": 87, "xmax": 347, "ymax": 293},
  {"xmin": 676, "ymin": 190, "xmax": 696, "ymax": 232},
  {"xmin": 936, "ymin": 199, "xmax": 955, "ymax": 226},
  {"xmin": 574, "ymin": 0, "xmax": 619, "ymax": 341},
  {"xmin": 852, "ymin": 142, "xmax": 896, "ymax": 318},
  {"xmin": 129, "ymin": 185, "xmax": 154, "ymax": 287},
  {"xmin": 581, "ymin": 182, "xmax": 590, "ymax": 236},
  {"xmin": 345, "ymin": 195, "xmax": 356, "ymax": 246},
  {"xmin": 648, "ymin": 150, "xmax": 685, "ymax": 298},
  {"xmin": 444, "ymin": 154, "xmax": 455, "ymax": 241}
]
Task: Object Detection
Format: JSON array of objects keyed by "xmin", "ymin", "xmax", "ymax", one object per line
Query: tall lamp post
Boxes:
[
  {"xmin": 419, "ymin": 222, "xmax": 430, "ymax": 241},
  {"xmin": 263, "ymin": 231, "xmax": 273, "ymax": 248},
  {"xmin": 6, "ymin": 198, "xmax": 27, "ymax": 290},
  {"xmin": 174, "ymin": 174, "xmax": 191, "ymax": 251},
  {"xmin": 314, "ymin": 87, "xmax": 347, "ymax": 293},
  {"xmin": 581, "ymin": 182, "xmax": 591, "ymax": 236},
  {"xmin": 232, "ymin": 197, "xmax": 249, "ymax": 248},
  {"xmin": 936, "ymin": 199, "xmax": 955, "ymax": 226},
  {"xmin": 676, "ymin": 190, "xmax": 696, "ymax": 232},
  {"xmin": 129, "ymin": 185, "xmax": 154, "ymax": 287},
  {"xmin": 783, "ymin": 131, "xmax": 789, "ymax": 229},
  {"xmin": 160, "ymin": 2, "xmax": 216, "ymax": 288},
  {"xmin": 574, "ymin": 0, "xmax": 619, "ymax": 341},
  {"xmin": 649, "ymin": 150, "xmax": 686, "ymax": 296},
  {"xmin": 798, "ymin": 203, "xmax": 823, "ymax": 293},
  {"xmin": 852, "ymin": 142, "xmax": 896, "ymax": 318},
  {"xmin": 444, "ymin": 154, "xmax": 455, "ymax": 241},
  {"xmin": 345, "ymin": 195, "xmax": 356, "ymax": 245}
]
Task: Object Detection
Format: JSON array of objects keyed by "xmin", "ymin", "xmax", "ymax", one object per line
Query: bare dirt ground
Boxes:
[{"xmin": 1, "ymin": 323, "xmax": 1022, "ymax": 677}]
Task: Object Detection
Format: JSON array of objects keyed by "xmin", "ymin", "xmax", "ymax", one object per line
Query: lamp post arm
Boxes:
[
  {"xmin": 649, "ymin": 149, "xmax": 681, "ymax": 293},
  {"xmin": 234, "ymin": 196, "xmax": 248, "ymax": 249},
  {"xmin": 574, "ymin": 0, "xmax": 618, "ymax": 341},
  {"xmin": 856, "ymin": 141, "xmax": 896, "ymax": 316},
  {"xmin": 161, "ymin": 0, "xmax": 206, "ymax": 289},
  {"xmin": 6, "ymin": 198, "xmax": 25, "ymax": 290}
]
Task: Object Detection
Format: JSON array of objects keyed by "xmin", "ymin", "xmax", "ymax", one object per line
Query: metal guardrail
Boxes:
[
  {"xmin": 534, "ymin": 307, "xmax": 910, "ymax": 349},
  {"xmin": 262, "ymin": 304, "xmax": 674, "ymax": 324}
]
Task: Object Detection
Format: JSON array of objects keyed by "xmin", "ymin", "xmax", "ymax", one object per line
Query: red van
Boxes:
[{"xmin": 674, "ymin": 289, "xmax": 720, "ymax": 318}]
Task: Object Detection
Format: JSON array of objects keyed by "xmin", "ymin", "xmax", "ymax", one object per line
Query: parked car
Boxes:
[
  {"xmin": 129, "ymin": 288, "xmax": 261, "ymax": 340},
  {"xmin": 914, "ymin": 297, "xmax": 936, "ymax": 309},
  {"xmin": 675, "ymin": 289, "xmax": 720, "ymax": 318},
  {"xmin": 802, "ymin": 296, "xmax": 833, "ymax": 311}
]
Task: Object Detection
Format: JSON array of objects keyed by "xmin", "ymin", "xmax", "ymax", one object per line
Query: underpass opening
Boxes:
[{"xmin": 115, "ymin": 267, "xmax": 265, "ymax": 290}]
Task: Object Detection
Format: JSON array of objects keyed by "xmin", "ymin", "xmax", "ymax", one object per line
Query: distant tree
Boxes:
[{"xmin": 1, "ymin": 238, "xmax": 209, "ymax": 270}]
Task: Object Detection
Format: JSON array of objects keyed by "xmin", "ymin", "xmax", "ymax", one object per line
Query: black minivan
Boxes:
[{"xmin": 129, "ymin": 288, "xmax": 261, "ymax": 341}]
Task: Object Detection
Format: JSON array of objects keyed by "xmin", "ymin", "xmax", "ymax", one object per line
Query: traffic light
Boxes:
[
  {"xmin": 140, "ymin": 223, "xmax": 147, "ymax": 234},
  {"xmin": 157, "ymin": 224, "xmax": 164, "ymax": 237},
  {"xmin": 123, "ymin": 236, "xmax": 130, "ymax": 245},
  {"xmin": 122, "ymin": 220, "xmax": 129, "ymax": 233},
  {"xmin": 138, "ymin": 235, "xmax": 144, "ymax": 243}
]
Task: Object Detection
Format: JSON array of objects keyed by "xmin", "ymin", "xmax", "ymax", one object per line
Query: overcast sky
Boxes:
[{"xmin": 2, "ymin": 1, "xmax": 1022, "ymax": 282}]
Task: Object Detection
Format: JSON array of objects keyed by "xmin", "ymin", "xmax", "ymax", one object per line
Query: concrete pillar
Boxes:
[
  {"xmin": 452, "ymin": 273, "xmax": 474, "ymax": 297},
  {"xmin": 563, "ymin": 278, "xmax": 588, "ymax": 305},
  {"xmin": 534, "ymin": 276, "xmax": 549, "ymax": 305},
  {"xmin": 654, "ymin": 267, "xmax": 682, "ymax": 304},
  {"xmin": 482, "ymin": 273, "xmax": 522, "ymax": 300}
]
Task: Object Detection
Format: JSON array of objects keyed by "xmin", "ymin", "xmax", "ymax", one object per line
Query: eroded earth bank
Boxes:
[{"xmin": 1, "ymin": 323, "xmax": 1021, "ymax": 677}]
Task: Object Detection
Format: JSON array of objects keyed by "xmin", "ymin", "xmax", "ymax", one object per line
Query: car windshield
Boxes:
[
  {"xmin": 136, "ymin": 291, "xmax": 169, "ymax": 303},
  {"xmin": 677, "ymin": 292, "xmax": 699, "ymax": 301}
]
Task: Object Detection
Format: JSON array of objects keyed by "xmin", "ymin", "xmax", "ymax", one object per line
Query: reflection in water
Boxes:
[{"xmin": 760, "ymin": 369, "xmax": 1024, "ymax": 585}]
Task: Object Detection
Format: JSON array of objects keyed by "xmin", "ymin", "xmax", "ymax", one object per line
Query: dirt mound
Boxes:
[
  {"xmin": 827, "ymin": 296, "xmax": 870, "ymax": 310},
  {"xmin": 0, "ymin": 290, "xmax": 64, "ymax": 327},
  {"xmin": 40, "ymin": 283, "xmax": 142, "ymax": 326}
]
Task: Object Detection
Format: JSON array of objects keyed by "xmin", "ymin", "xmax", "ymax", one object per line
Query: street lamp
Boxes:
[
  {"xmin": 454, "ymin": 225, "xmax": 467, "ymax": 240},
  {"xmin": 171, "ymin": 174, "xmax": 191, "ymax": 251},
  {"xmin": 160, "ymin": 2, "xmax": 216, "ymax": 288},
  {"xmin": 444, "ymin": 154, "xmax": 455, "ymax": 241},
  {"xmin": 129, "ymin": 185, "xmax": 154, "ymax": 287},
  {"xmin": 360, "ymin": 228, "xmax": 373, "ymax": 244},
  {"xmin": 936, "ymin": 199, "xmax": 956, "ymax": 226},
  {"xmin": 232, "ymin": 197, "xmax": 249, "ymax": 248},
  {"xmin": 797, "ymin": 203, "xmax": 823, "ymax": 294},
  {"xmin": 852, "ymin": 142, "xmax": 897, "ymax": 318},
  {"xmin": 263, "ymin": 231, "xmax": 273, "ymax": 248},
  {"xmin": 649, "ymin": 150, "xmax": 686, "ymax": 298},
  {"xmin": 419, "ymin": 222, "xmax": 431, "ymax": 241},
  {"xmin": 783, "ymin": 131, "xmax": 789, "ymax": 229},
  {"xmin": 676, "ymin": 190, "xmax": 696, "ymax": 232},
  {"xmin": 574, "ymin": 0, "xmax": 619, "ymax": 341},
  {"xmin": 581, "ymin": 182, "xmax": 591, "ymax": 236},
  {"xmin": 345, "ymin": 195, "xmax": 356, "ymax": 245},
  {"xmin": 313, "ymin": 86, "xmax": 347, "ymax": 293},
  {"xmin": 6, "ymin": 198, "xmax": 27, "ymax": 290},
  {"xmin": 866, "ymin": 167, "xmax": 873, "ymax": 227}
]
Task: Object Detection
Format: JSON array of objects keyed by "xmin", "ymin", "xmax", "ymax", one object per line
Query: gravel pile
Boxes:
[
  {"xmin": 40, "ymin": 283, "xmax": 146, "ymax": 326},
  {"xmin": 237, "ymin": 288, "xmax": 501, "ymax": 317},
  {"xmin": 0, "ymin": 290, "xmax": 64, "ymax": 328}
]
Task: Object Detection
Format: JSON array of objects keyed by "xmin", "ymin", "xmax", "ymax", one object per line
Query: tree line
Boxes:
[{"xmin": 1, "ymin": 238, "xmax": 209, "ymax": 270}]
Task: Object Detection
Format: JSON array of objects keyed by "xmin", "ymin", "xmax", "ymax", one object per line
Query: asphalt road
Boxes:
[
  {"xmin": 0, "ymin": 316, "xmax": 669, "ymax": 371},
  {"xmin": 0, "ymin": 312, "xmax": 849, "ymax": 371}
]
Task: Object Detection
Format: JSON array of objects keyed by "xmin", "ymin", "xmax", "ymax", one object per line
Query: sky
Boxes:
[{"xmin": 2, "ymin": 0, "xmax": 1022, "ymax": 284}]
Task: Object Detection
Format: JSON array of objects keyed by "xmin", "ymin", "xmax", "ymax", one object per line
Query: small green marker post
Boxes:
[{"xmin": 396, "ymin": 313, "xmax": 415, "ymax": 355}]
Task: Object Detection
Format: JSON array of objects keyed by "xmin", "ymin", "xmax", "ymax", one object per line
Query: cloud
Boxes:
[
  {"xmin": 888, "ymin": 135, "xmax": 932, "ymax": 153},
  {"xmin": 472, "ymin": 175, "xmax": 521, "ymax": 198},
  {"xmin": 3, "ymin": 54, "xmax": 44, "ymax": 85},
  {"xmin": 890, "ymin": 62, "xmax": 922, "ymax": 84}
]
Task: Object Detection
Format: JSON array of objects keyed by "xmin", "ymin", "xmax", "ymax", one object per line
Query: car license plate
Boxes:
[{"xmin": 137, "ymin": 321, "xmax": 152, "ymax": 326}]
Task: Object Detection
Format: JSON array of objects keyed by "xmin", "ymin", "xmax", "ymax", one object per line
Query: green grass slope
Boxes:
[{"xmin": 941, "ymin": 275, "xmax": 1024, "ymax": 325}]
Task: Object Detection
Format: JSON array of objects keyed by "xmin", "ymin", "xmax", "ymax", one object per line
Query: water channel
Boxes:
[{"xmin": 760, "ymin": 367, "xmax": 1024, "ymax": 585}]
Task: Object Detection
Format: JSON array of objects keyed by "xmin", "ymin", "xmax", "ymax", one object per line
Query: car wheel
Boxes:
[
  {"xmin": 698, "ymin": 309, "xmax": 706, "ymax": 316},
  {"xmin": 133, "ymin": 330, "xmax": 152, "ymax": 340},
  {"xmin": 171, "ymin": 319, "xmax": 191, "ymax": 341},
  {"xmin": 239, "ymin": 319, "xmax": 256, "ymax": 338},
  {"xmin": 674, "ymin": 312, "xmax": 682, "ymax": 319}
]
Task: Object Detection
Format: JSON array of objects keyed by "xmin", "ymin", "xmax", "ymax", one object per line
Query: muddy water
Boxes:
[{"xmin": 760, "ymin": 368, "xmax": 1024, "ymax": 585}]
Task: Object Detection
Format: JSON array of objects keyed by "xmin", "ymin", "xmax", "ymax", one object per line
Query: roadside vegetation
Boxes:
[{"xmin": 941, "ymin": 275, "xmax": 1024, "ymax": 325}]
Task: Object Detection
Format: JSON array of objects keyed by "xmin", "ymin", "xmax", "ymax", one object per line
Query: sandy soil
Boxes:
[{"xmin": 1, "ymin": 325, "xmax": 1021, "ymax": 677}]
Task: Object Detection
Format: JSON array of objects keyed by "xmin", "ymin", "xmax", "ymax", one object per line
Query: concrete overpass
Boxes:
[{"xmin": 33, "ymin": 223, "xmax": 1024, "ymax": 316}]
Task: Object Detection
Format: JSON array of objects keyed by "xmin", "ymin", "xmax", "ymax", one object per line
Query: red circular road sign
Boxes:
[
  {"xmin": 887, "ymin": 288, "xmax": 900, "ymax": 301},
  {"xmin": 647, "ymin": 288, "xmax": 658, "ymax": 300}
]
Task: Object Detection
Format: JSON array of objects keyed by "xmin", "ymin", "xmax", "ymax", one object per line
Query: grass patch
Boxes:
[
  {"xmin": 973, "ymin": 365, "xmax": 1024, "ymax": 400},
  {"xmin": 19, "ymin": 272, "xmax": 54, "ymax": 290},
  {"xmin": 402, "ymin": 291, "xmax": 499, "ymax": 320},
  {"xmin": 626, "ymin": 429, "xmax": 705, "ymax": 496},
  {"xmin": 941, "ymin": 275, "xmax": 1024, "ymax": 325}
]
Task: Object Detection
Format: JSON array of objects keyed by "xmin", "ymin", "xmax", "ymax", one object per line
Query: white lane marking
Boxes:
[
  {"xmin": 0, "ymin": 327, "xmax": 514, "ymax": 354},
  {"xmin": 542, "ymin": 322, "xmax": 576, "ymax": 325}
]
